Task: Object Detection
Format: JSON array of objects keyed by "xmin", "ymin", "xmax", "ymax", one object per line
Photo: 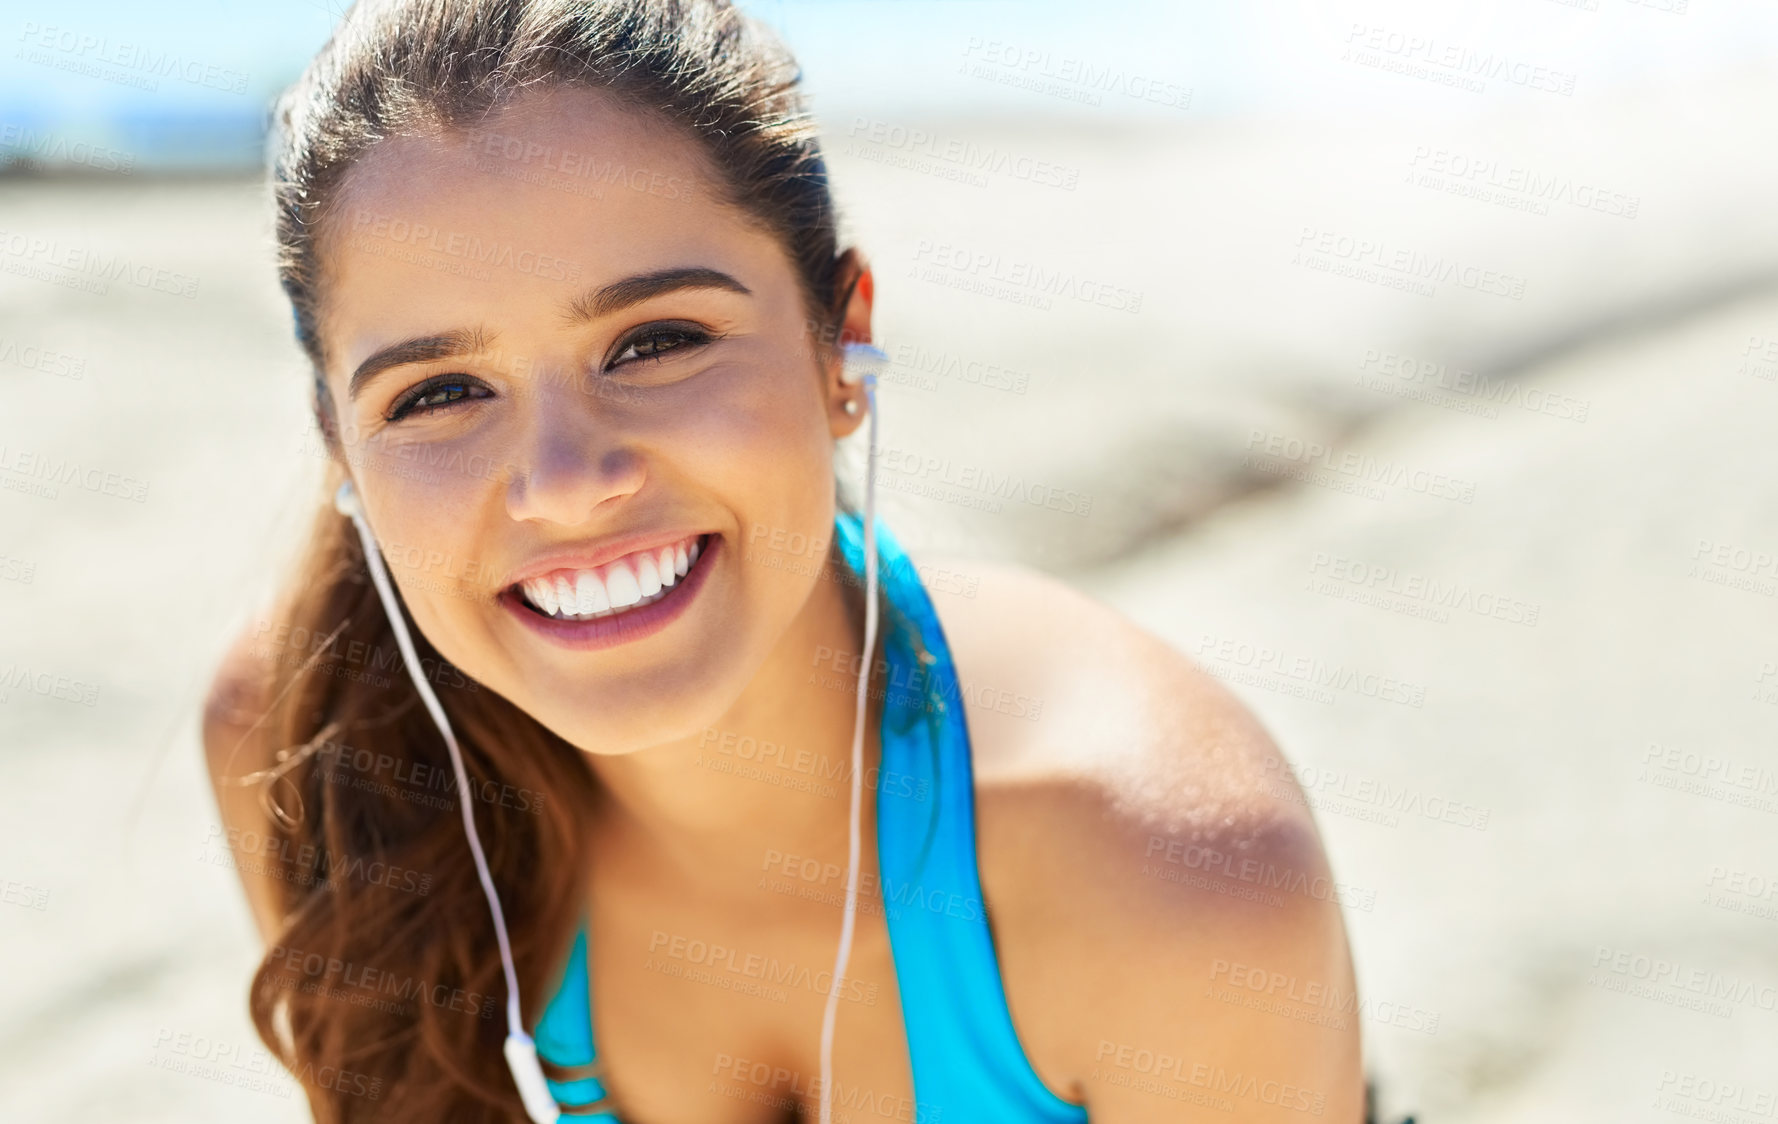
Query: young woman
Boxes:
[{"xmin": 202, "ymin": 1, "xmax": 1365, "ymax": 1120}]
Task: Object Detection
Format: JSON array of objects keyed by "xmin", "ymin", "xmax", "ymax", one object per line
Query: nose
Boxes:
[{"xmin": 503, "ymin": 388, "xmax": 645, "ymax": 526}]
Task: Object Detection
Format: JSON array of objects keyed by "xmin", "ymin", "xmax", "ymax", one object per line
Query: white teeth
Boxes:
[
  {"xmin": 575, "ymin": 570, "xmax": 610, "ymax": 616},
  {"xmin": 517, "ymin": 535, "xmax": 705, "ymax": 620},
  {"xmin": 636, "ymin": 553, "xmax": 662, "ymax": 597},
  {"xmin": 530, "ymin": 578, "xmax": 559, "ymax": 616},
  {"xmin": 604, "ymin": 560, "xmax": 642, "ymax": 608}
]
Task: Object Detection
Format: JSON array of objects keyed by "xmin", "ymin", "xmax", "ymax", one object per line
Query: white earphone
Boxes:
[
  {"xmin": 331, "ymin": 339, "xmax": 887, "ymax": 1124},
  {"xmin": 838, "ymin": 339, "xmax": 887, "ymax": 386}
]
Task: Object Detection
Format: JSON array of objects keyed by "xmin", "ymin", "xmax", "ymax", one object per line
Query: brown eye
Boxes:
[
  {"xmin": 386, "ymin": 376, "xmax": 493, "ymax": 422},
  {"xmin": 607, "ymin": 323, "xmax": 715, "ymax": 370}
]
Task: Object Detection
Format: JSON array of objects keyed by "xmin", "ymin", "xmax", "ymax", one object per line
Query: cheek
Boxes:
[
  {"xmin": 347, "ymin": 403, "xmax": 513, "ymax": 583},
  {"xmin": 363, "ymin": 491, "xmax": 493, "ymax": 667},
  {"xmin": 348, "ymin": 410, "xmax": 519, "ymax": 500},
  {"xmin": 653, "ymin": 359, "xmax": 838, "ymax": 638},
  {"xmin": 666, "ymin": 358, "xmax": 835, "ymax": 530}
]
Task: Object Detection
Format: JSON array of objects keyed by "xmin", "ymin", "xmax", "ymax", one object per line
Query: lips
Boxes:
[
  {"xmin": 499, "ymin": 532, "xmax": 719, "ymax": 652},
  {"xmin": 512, "ymin": 534, "xmax": 706, "ymax": 622}
]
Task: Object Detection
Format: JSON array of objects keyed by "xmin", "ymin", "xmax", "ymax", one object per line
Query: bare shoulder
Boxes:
[
  {"xmin": 910, "ymin": 551, "xmax": 1328, "ymax": 919},
  {"xmin": 912, "ymin": 550, "xmax": 1364, "ymax": 1119},
  {"xmin": 912, "ymin": 551, "xmax": 1304, "ymax": 832},
  {"xmin": 203, "ymin": 617, "xmax": 279, "ymax": 780},
  {"xmin": 201, "ymin": 614, "xmax": 292, "ymax": 945}
]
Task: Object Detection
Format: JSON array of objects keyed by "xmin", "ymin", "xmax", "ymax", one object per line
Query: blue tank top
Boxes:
[{"xmin": 531, "ymin": 511, "xmax": 1088, "ymax": 1122}]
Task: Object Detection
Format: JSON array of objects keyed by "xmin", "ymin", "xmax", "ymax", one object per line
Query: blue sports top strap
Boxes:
[
  {"xmin": 534, "ymin": 512, "xmax": 1086, "ymax": 1121},
  {"xmin": 535, "ymin": 925, "xmax": 617, "ymax": 1117},
  {"xmin": 833, "ymin": 511, "xmax": 1087, "ymax": 1122}
]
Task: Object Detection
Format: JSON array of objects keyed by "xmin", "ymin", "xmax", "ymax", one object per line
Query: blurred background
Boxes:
[{"xmin": 4, "ymin": 0, "xmax": 1778, "ymax": 1120}]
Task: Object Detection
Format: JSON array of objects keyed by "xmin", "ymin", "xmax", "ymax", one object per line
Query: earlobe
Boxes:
[
  {"xmin": 828, "ymin": 386, "xmax": 866, "ymax": 438},
  {"xmin": 838, "ymin": 341, "xmax": 887, "ymax": 387},
  {"xmin": 827, "ymin": 340, "xmax": 883, "ymax": 436}
]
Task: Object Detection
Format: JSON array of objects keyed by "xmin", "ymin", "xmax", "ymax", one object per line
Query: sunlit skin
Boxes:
[
  {"xmin": 320, "ymin": 91, "xmax": 855, "ymax": 760},
  {"xmin": 214, "ymin": 85, "xmax": 1366, "ymax": 1121}
]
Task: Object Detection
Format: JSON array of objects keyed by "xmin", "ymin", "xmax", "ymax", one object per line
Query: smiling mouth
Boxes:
[{"xmin": 509, "ymin": 533, "xmax": 712, "ymax": 622}]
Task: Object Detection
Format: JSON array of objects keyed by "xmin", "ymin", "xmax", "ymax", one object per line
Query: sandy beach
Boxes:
[{"xmin": 3, "ymin": 69, "xmax": 1777, "ymax": 1121}]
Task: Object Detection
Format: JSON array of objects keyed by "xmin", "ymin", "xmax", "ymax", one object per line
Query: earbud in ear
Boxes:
[
  {"xmin": 334, "ymin": 479, "xmax": 361, "ymax": 518},
  {"xmin": 839, "ymin": 341, "xmax": 888, "ymax": 387}
]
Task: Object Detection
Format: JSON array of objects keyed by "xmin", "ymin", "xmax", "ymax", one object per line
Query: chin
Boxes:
[{"xmin": 516, "ymin": 651, "xmax": 750, "ymax": 756}]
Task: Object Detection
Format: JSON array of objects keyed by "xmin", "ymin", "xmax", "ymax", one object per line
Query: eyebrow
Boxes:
[
  {"xmin": 349, "ymin": 329, "xmax": 489, "ymax": 400},
  {"xmin": 347, "ymin": 266, "xmax": 753, "ymax": 400},
  {"xmin": 563, "ymin": 266, "xmax": 752, "ymax": 324}
]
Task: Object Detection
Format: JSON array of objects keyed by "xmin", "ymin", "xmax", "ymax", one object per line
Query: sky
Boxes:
[{"xmin": 4, "ymin": 0, "xmax": 1778, "ymax": 168}]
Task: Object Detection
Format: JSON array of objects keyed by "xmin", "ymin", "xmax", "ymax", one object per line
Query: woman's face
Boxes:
[{"xmin": 314, "ymin": 87, "xmax": 861, "ymax": 753}]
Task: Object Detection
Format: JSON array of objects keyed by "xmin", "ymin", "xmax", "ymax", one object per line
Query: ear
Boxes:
[{"xmin": 825, "ymin": 248, "xmax": 875, "ymax": 439}]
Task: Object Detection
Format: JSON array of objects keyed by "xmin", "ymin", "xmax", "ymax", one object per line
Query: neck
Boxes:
[{"xmin": 582, "ymin": 561, "xmax": 885, "ymax": 901}]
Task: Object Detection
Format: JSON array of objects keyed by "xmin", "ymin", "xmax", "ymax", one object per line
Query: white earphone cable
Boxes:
[
  {"xmin": 336, "ymin": 484, "xmax": 562, "ymax": 1124},
  {"xmin": 818, "ymin": 356, "xmax": 880, "ymax": 1124},
  {"xmin": 332, "ymin": 341, "xmax": 884, "ymax": 1124}
]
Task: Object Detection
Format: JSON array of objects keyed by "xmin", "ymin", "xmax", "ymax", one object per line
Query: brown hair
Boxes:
[{"xmin": 241, "ymin": 1, "xmax": 856, "ymax": 1119}]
